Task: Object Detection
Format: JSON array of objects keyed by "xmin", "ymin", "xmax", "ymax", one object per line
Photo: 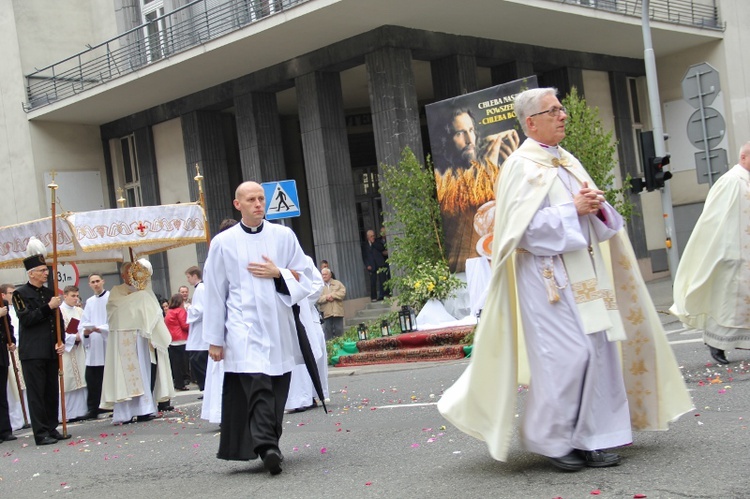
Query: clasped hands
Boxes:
[{"xmin": 574, "ymin": 181, "xmax": 605, "ymax": 216}]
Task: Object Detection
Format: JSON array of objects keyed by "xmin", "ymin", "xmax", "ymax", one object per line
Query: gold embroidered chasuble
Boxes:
[
  {"xmin": 102, "ymin": 284, "xmax": 174, "ymax": 408},
  {"xmin": 437, "ymin": 139, "xmax": 693, "ymax": 461},
  {"xmin": 671, "ymin": 164, "xmax": 750, "ymax": 348}
]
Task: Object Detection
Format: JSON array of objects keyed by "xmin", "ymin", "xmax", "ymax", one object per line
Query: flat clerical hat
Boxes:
[{"xmin": 23, "ymin": 237, "xmax": 48, "ymax": 271}]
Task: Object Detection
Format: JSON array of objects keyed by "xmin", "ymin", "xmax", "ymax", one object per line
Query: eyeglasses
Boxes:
[{"xmin": 529, "ymin": 106, "xmax": 567, "ymax": 118}]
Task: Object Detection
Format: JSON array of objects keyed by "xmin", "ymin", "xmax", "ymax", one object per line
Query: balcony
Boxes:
[
  {"xmin": 554, "ymin": 0, "xmax": 723, "ymax": 30},
  {"xmin": 23, "ymin": 0, "xmax": 725, "ymax": 124},
  {"xmin": 24, "ymin": 0, "xmax": 311, "ymax": 112}
]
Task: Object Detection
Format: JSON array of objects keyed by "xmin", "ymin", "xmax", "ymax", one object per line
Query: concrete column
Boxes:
[
  {"xmin": 609, "ymin": 72, "xmax": 647, "ymax": 258},
  {"xmin": 431, "ymin": 54, "xmax": 479, "ymax": 101},
  {"xmin": 491, "ymin": 60, "xmax": 535, "ymax": 85},
  {"xmin": 296, "ymin": 71, "xmax": 367, "ymax": 298},
  {"xmin": 365, "ymin": 47, "xmax": 424, "ymax": 169},
  {"xmin": 181, "ymin": 111, "xmax": 235, "ymax": 265},
  {"xmin": 132, "ymin": 127, "xmax": 170, "ymax": 298},
  {"xmin": 541, "ymin": 67, "xmax": 585, "ymax": 97},
  {"xmin": 234, "ymin": 92, "xmax": 286, "ymax": 182}
]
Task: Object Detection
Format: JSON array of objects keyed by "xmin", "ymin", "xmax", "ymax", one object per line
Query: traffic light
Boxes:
[{"xmin": 645, "ymin": 154, "xmax": 672, "ymax": 191}]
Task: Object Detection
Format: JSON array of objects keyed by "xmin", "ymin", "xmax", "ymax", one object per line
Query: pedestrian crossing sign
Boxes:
[{"xmin": 262, "ymin": 180, "xmax": 301, "ymax": 220}]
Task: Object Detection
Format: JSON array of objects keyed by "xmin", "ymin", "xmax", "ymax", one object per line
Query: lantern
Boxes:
[
  {"xmin": 357, "ymin": 322, "xmax": 368, "ymax": 341},
  {"xmin": 398, "ymin": 305, "xmax": 416, "ymax": 333},
  {"xmin": 380, "ymin": 319, "xmax": 391, "ymax": 337}
]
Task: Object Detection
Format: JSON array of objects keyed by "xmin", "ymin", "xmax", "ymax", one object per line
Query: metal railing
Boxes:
[
  {"xmin": 24, "ymin": 0, "xmax": 309, "ymax": 111},
  {"xmin": 558, "ymin": 0, "xmax": 723, "ymax": 30}
]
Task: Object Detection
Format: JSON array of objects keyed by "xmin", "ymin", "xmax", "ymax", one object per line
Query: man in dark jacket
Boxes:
[
  {"xmin": 12, "ymin": 243, "xmax": 68, "ymax": 445},
  {"xmin": 0, "ymin": 299, "xmax": 18, "ymax": 442},
  {"xmin": 361, "ymin": 229, "xmax": 389, "ymax": 301}
]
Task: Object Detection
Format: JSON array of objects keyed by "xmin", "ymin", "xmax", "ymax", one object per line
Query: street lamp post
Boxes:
[{"xmin": 642, "ymin": 0, "xmax": 681, "ymax": 281}]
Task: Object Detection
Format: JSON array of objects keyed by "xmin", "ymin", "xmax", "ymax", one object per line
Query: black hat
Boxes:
[
  {"xmin": 23, "ymin": 236, "xmax": 48, "ymax": 271},
  {"xmin": 23, "ymin": 254, "xmax": 46, "ymax": 271}
]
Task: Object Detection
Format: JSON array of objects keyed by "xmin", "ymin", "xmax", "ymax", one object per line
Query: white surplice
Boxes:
[
  {"xmin": 285, "ymin": 261, "xmax": 328, "ymax": 411},
  {"xmin": 202, "ymin": 222, "xmax": 312, "ymax": 375},
  {"xmin": 59, "ymin": 303, "xmax": 88, "ymax": 420},
  {"xmin": 79, "ymin": 291, "xmax": 109, "ymax": 367},
  {"xmin": 201, "ymin": 356, "xmax": 223, "ymax": 424},
  {"xmin": 186, "ymin": 282, "xmax": 208, "ymax": 352}
]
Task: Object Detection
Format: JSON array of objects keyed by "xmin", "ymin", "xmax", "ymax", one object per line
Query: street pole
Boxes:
[{"xmin": 642, "ymin": 0, "xmax": 680, "ymax": 281}]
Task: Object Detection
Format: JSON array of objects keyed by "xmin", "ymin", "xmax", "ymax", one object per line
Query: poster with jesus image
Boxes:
[{"xmin": 425, "ymin": 76, "xmax": 537, "ymax": 272}]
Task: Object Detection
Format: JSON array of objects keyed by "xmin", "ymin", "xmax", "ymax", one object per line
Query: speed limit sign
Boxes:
[{"xmin": 56, "ymin": 262, "xmax": 79, "ymax": 295}]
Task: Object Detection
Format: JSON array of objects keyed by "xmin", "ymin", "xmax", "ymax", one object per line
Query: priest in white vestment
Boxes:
[
  {"xmin": 671, "ymin": 142, "xmax": 750, "ymax": 365},
  {"xmin": 438, "ymin": 88, "xmax": 693, "ymax": 472},
  {"xmin": 102, "ymin": 260, "xmax": 174, "ymax": 424},
  {"xmin": 204, "ymin": 181, "xmax": 312, "ymax": 476},
  {"xmin": 59, "ymin": 286, "xmax": 88, "ymax": 421},
  {"xmin": 285, "ymin": 258, "xmax": 328, "ymax": 412}
]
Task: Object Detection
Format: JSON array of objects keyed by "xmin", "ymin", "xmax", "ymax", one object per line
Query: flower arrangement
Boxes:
[{"xmin": 399, "ymin": 260, "xmax": 464, "ymax": 311}]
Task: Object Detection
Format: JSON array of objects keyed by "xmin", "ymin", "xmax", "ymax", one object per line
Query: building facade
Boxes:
[{"xmin": 0, "ymin": 0, "xmax": 739, "ymax": 306}]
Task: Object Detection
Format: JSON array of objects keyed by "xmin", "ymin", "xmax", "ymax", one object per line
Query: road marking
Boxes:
[
  {"xmin": 375, "ymin": 402, "xmax": 438, "ymax": 410},
  {"xmin": 669, "ymin": 338, "xmax": 704, "ymax": 345}
]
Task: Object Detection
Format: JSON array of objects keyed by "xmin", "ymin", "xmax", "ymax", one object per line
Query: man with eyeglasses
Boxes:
[
  {"xmin": 439, "ymin": 87, "xmax": 692, "ymax": 472},
  {"xmin": 12, "ymin": 238, "xmax": 69, "ymax": 445}
]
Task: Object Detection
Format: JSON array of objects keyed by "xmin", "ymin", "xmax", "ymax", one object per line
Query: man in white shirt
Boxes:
[
  {"xmin": 185, "ymin": 266, "xmax": 207, "ymax": 394},
  {"xmin": 204, "ymin": 181, "xmax": 311, "ymax": 475},
  {"xmin": 79, "ymin": 274, "xmax": 109, "ymax": 420}
]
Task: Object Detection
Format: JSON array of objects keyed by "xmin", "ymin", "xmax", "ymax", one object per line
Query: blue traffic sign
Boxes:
[{"xmin": 262, "ymin": 180, "xmax": 301, "ymax": 220}]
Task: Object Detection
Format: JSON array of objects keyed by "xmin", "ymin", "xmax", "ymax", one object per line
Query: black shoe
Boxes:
[
  {"xmin": 547, "ymin": 450, "xmax": 585, "ymax": 471},
  {"xmin": 159, "ymin": 405, "xmax": 175, "ymax": 412},
  {"xmin": 136, "ymin": 414, "xmax": 157, "ymax": 422},
  {"xmin": 50, "ymin": 431, "xmax": 71, "ymax": 440},
  {"xmin": 708, "ymin": 346, "xmax": 729, "ymax": 364},
  {"xmin": 1, "ymin": 434, "xmax": 17, "ymax": 442},
  {"xmin": 580, "ymin": 450, "xmax": 621, "ymax": 468},
  {"xmin": 36, "ymin": 436, "xmax": 58, "ymax": 445},
  {"xmin": 261, "ymin": 448, "xmax": 283, "ymax": 475}
]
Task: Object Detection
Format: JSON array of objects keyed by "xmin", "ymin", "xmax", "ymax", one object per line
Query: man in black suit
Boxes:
[
  {"xmin": 12, "ymin": 242, "xmax": 69, "ymax": 445},
  {"xmin": 361, "ymin": 229, "xmax": 389, "ymax": 301},
  {"xmin": 0, "ymin": 300, "xmax": 18, "ymax": 442}
]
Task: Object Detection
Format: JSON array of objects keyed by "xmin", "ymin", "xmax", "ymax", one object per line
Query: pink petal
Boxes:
[
  {"xmin": 193, "ymin": 444, "xmax": 200, "ymax": 448},
  {"xmin": 591, "ymin": 490, "xmax": 601, "ymax": 495},
  {"xmin": 320, "ymin": 447, "xmax": 327, "ymax": 454},
  {"xmin": 634, "ymin": 495, "xmax": 647, "ymax": 498},
  {"xmin": 411, "ymin": 443, "xmax": 420, "ymax": 448},
  {"xmin": 365, "ymin": 482, "xmax": 372, "ymax": 486}
]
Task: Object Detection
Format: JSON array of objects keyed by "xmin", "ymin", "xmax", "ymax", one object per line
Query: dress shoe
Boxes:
[
  {"xmin": 136, "ymin": 414, "xmax": 157, "ymax": 422},
  {"xmin": 2, "ymin": 434, "xmax": 18, "ymax": 442},
  {"xmin": 708, "ymin": 346, "xmax": 729, "ymax": 364},
  {"xmin": 547, "ymin": 450, "xmax": 585, "ymax": 471},
  {"xmin": 36, "ymin": 436, "xmax": 58, "ymax": 446},
  {"xmin": 580, "ymin": 450, "xmax": 621, "ymax": 468},
  {"xmin": 260, "ymin": 447, "xmax": 283, "ymax": 475},
  {"xmin": 51, "ymin": 432, "xmax": 72, "ymax": 440}
]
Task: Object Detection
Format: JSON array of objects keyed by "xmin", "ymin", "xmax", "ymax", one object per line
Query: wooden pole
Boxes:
[
  {"xmin": 3, "ymin": 315, "xmax": 29, "ymax": 427},
  {"xmin": 194, "ymin": 164, "xmax": 211, "ymax": 248},
  {"xmin": 48, "ymin": 172, "xmax": 68, "ymax": 437}
]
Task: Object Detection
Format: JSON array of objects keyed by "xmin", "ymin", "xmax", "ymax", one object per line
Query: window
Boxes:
[
  {"xmin": 118, "ymin": 135, "xmax": 142, "ymax": 207},
  {"xmin": 141, "ymin": 0, "xmax": 166, "ymax": 62}
]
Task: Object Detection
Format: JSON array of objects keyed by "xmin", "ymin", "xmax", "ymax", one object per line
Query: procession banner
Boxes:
[
  {"xmin": 425, "ymin": 76, "xmax": 537, "ymax": 272},
  {"xmin": 0, "ymin": 203, "xmax": 206, "ymax": 269}
]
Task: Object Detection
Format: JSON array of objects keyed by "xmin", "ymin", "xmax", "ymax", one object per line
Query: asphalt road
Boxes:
[{"xmin": 1, "ymin": 324, "xmax": 747, "ymax": 499}]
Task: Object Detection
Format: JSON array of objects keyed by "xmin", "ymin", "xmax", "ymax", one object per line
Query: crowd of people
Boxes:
[{"xmin": 8, "ymin": 87, "xmax": 745, "ymax": 477}]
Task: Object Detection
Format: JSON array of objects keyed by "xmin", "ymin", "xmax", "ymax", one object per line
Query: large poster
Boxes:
[{"xmin": 426, "ymin": 76, "xmax": 537, "ymax": 272}]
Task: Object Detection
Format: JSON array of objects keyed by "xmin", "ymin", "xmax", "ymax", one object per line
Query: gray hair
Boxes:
[{"xmin": 514, "ymin": 87, "xmax": 559, "ymax": 134}]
